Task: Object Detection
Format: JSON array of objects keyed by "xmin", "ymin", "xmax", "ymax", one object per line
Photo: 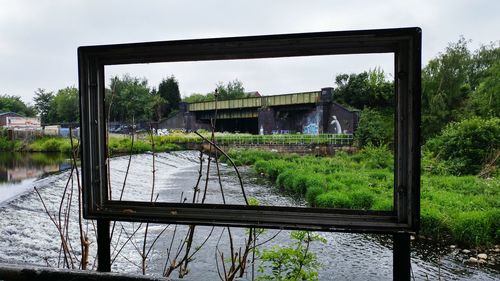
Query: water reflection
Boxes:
[
  {"xmin": 0, "ymin": 153, "xmax": 71, "ymax": 184},
  {"xmin": 0, "ymin": 152, "xmax": 71, "ymax": 203}
]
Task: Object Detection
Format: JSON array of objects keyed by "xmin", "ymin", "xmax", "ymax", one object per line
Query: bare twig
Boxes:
[
  {"xmin": 34, "ymin": 187, "xmax": 74, "ymax": 269},
  {"xmin": 194, "ymin": 131, "xmax": 248, "ymax": 205}
]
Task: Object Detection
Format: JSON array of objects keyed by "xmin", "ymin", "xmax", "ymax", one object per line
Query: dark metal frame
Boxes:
[{"xmin": 78, "ymin": 27, "xmax": 421, "ymax": 234}]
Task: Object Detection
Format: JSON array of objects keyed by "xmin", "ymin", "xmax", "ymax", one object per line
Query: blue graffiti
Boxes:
[{"xmin": 303, "ymin": 123, "xmax": 319, "ymax": 135}]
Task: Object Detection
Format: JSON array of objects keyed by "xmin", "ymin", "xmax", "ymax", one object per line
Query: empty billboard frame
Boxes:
[{"xmin": 78, "ymin": 27, "xmax": 421, "ymax": 234}]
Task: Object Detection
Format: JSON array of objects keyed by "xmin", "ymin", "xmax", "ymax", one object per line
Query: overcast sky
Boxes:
[{"xmin": 1, "ymin": 0, "xmax": 499, "ymax": 103}]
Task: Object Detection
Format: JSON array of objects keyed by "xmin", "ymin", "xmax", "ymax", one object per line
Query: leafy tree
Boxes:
[
  {"xmin": 182, "ymin": 79, "xmax": 246, "ymax": 103},
  {"xmin": 333, "ymin": 68, "xmax": 393, "ymax": 110},
  {"xmin": 421, "ymin": 38, "xmax": 500, "ymax": 140},
  {"xmin": 421, "ymin": 38, "xmax": 473, "ymax": 140},
  {"xmin": 107, "ymin": 75, "xmax": 152, "ymax": 123},
  {"xmin": 0, "ymin": 94, "xmax": 36, "ymax": 117},
  {"xmin": 53, "ymin": 86, "xmax": 79, "ymax": 123},
  {"xmin": 157, "ymin": 75, "xmax": 181, "ymax": 118},
  {"xmin": 216, "ymin": 79, "xmax": 246, "ymax": 100},
  {"xmin": 465, "ymin": 61, "xmax": 500, "ymax": 118},
  {"xmin": 34, "ymin": 88, "xmax": 55, "ymax": 124},
  {"xmin": 182, "ymin": 93, "xmax": 214, "ymax": 103},
  {"xmin": 468, "ymin": 42, "xmax": 500, "ymax": 91},
  {"xmin": 145, "ymin": 93, "xmax": 166, "ymax": 121}
]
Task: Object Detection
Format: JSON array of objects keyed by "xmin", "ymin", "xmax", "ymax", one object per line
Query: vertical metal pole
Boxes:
[
  {"xmin": 393, "ymin": 233, "xmax": 411, "ymax": 281},
  {"xmin": 97, "ymin": 219, "xmax": 111, "ymax": 272}
]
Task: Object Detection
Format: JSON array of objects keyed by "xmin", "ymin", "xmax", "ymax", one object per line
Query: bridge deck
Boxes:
[{"xmin": 187, "ymin": 91, "xmax": 321, "ymax": 111}]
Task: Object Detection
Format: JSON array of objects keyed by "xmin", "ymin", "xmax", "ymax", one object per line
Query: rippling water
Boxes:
[{"xmin": 0, "ymin": 151, "xmax": 498, "ymax": 280}]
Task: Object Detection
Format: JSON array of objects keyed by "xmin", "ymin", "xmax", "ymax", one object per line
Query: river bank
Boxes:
[
  {"xmin": 0, "ymin": 135, "xmax": 183, "ymax": 155},
  {"xmin": 224, "ymin": 147, "xmax": 500, "ymax": 250},
  {"xmin": 0, "ymin": 151, "xmax": 498, "ymax": 280}
]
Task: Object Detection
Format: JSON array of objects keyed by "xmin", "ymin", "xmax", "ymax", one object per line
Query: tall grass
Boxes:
[{"xmin": 227, "ymin": 147, "xmax": 500, "ymax": 247}]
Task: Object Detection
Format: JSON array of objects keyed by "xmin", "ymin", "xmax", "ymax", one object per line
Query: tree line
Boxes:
[
  {"xmin": 332, "ymin": 38, "xmax": 499, "ymax": 175},
  {"xmin": 1, "ymin": 37, "xmax": 497, "ymax": 141}
]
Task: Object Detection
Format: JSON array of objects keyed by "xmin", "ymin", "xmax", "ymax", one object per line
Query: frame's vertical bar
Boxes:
[
  {"xmin": 395, "ymin": 41, "xmax": 409, "ymax": 223},
  {"xmin": 393, "ymin": 233, "xmax": 411, "ymax": 281},
  {"xmin": 409, "ymin": 29, "xmax": 422, "ymax": 231},
  {"xmin": 97, "ymin": 219, "xmax": 111, "ymax": 272}
]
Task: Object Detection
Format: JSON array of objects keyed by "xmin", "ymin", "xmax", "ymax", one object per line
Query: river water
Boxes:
[{"xmin": 0, "ymin": 151, "xmax": 498, "ymax": 280}]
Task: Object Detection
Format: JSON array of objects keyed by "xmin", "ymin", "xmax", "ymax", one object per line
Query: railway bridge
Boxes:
[{"xmin": 160, "ymin": 87, "xmax": 359, "ymax": 135}]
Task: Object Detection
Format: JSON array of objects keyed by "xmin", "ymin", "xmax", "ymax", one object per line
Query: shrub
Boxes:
[
  {"xmin": 372, "ymin": 198, "xmax": 393, "ymax": 211},
  {"xmin": 357, "ymin": 144, "xmax": 394, "ymax": 170},
  {"xmin": 305, "ymin": 185, "xmax": 325, "ymax": 206},
  {"xmin": 424, "ymin": 117, "xmax": 500, "ymax": 175},
  {"xmin": 420, "ymin": 207, "xmax": 451, "ymax": 239},
  {"xmin": 451, "ymin": 211, "xmax": 498, "ymax": 246},
  {"xmin": 316, "ymin": 192, "xmax": 352, "ymax": 208},
  {"xmin": 350, "ymin": 191, "xmax": 375, "ymax": 209},
  {"xmin": 254, "ymin": 159, "xmax": 293, "ymax": 180},
  {"xmin": 0, "ymin": 137, "xmax": 20, "ymax": 151},
  {"xmin": 354, "ymin": 108, "xmax": 394, "ymax": 147},
  {"xmin": 28, "ymin": 137, "xmax": 73, "ymax": 153}
]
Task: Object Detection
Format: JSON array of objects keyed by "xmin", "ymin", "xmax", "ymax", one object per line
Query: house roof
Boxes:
[{"xmin": 0, "ymin": 112, "xmax": 24, "ymax": 117}]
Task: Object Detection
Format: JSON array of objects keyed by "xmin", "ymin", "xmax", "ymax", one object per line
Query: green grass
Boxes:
[
  {"xmin": 226, "ymin": 147, "xmax": 500, "ymax": 247},
  {"xmin": 108, "ymin": 136, "xmax": 182, "ymax": 155},
  {"xmin": 28, "ymin": 137, "xmax": 73, "ymax": 153},
  {"xmin": 0, "ymin": 135, "xmax": 182, "ymax": 155}
]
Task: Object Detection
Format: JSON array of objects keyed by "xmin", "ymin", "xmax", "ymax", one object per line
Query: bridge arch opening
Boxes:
[{"xmin": 215, "ymin": 117, "xmax": 258, "ymax": 134}]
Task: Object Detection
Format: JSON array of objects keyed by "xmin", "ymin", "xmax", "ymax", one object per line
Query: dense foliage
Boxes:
[
  {"xmin": 424, "ymin": 117, "xmax": 499, "ymax": 176},
  {"xmin": 257, "ymin": 231, "xmax": 326, "ymax": 281},
  {"xmin": 332, "ymin": 68, "xmax": 394, "ymax": 148},
  {"xmin": 106, "ymin": 75, "xmax": 154, "ymax": 123},
  {"xmin": 422, "ymin": 39, "xmax": 500, "ymax": 140},
  {"xmin": 182, "ymin": 79, "xmax": 248, "ymax": 103},
  {"xmin": 333, "ymin": 67, "xmax": 393, "ymax": 110},
  {"xmin": 226, "ymin": 148, "xmax": 499, "ymax": 247},
  {"xmin": 157, "ymin": 76, "xmax": 181, "ymax": 118},
  {"xmin": 0, "ymin": 94, "xmax": 36, "ymax": 117},
  {"xmin": 33, "ymin": 87, "xmax": 79, "ymax": 124}
]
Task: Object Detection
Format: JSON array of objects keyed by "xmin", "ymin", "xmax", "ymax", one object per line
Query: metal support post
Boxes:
[
  {"xmin": 393, "ymin": 233, "xmax": 411, "ymax": 281},
  {"xmin": 97, "ymin": 219, "xmax": 111, "ymax": 272}
]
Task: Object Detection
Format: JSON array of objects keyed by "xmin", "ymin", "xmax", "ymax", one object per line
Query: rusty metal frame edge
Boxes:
[{"xmin": 78, "ymin": 27, "xmax": 421, "ymax": 234}]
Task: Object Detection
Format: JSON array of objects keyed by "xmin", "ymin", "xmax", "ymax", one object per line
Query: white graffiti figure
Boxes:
[{"xmin": 331, "ymin": 115, "xmax": 342, "ymax": 134}]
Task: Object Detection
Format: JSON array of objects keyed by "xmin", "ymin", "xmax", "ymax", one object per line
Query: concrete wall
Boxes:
[{"xmin": 326, "ymin": 102, "xmax": 359, "ymax": 134}]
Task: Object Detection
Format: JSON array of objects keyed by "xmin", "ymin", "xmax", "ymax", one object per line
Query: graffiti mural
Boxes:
[{"xmin": 302, "ymin": 110, "xmax": 320, "ymax": 134}]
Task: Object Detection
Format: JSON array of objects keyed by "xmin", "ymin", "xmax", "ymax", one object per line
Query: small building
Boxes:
[{"xmin": 0, "ymin": 112, "xmax": 41, "ymax": 131}]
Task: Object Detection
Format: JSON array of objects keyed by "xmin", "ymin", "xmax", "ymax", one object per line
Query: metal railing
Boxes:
[
  {"xmin": 140, "ymin": 133, "xmax": 354, "ymax": 146},
  {"xmin": 213, "ymin": 134, "xmax": 353, "ymax": 146}
]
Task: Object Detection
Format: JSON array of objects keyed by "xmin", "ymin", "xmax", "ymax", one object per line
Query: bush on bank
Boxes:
[
  {"xmin": 226, "ymin": 148, "xmax": 500, "ymax": 247},
  {"xmin": 423, "ymin": 117, "xmax": 499, "ymax": 176}
]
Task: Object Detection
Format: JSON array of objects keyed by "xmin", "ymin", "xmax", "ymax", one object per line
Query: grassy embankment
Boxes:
[
  {"xmin": 223, "ymin": 147, "xmax": 499, "ymax": 248},
  {"xmin": 2, "ymin": 133, "xmax": 497, "ymax": 247},
  {"xmin": 0, "ymin": 135, "xmax": 182, "ymax": 155},
  {"xmin": 0, "ymin": 132, "xmax": 347, "ymax": 154}
]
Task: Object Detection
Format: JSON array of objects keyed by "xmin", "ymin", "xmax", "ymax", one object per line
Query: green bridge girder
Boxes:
[{"xmin": 187, "ymin": 91, "xmax": 321, "ymax": 112}]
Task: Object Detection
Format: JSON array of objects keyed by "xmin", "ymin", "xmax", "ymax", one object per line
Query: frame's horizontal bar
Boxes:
[
  {"xmin": 86, "ymin": 201, "xmax": 411, "ymax": 233},
  {"xmin": 79, "ymin": 28, "xmax": 419, "ymax": 65}
]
